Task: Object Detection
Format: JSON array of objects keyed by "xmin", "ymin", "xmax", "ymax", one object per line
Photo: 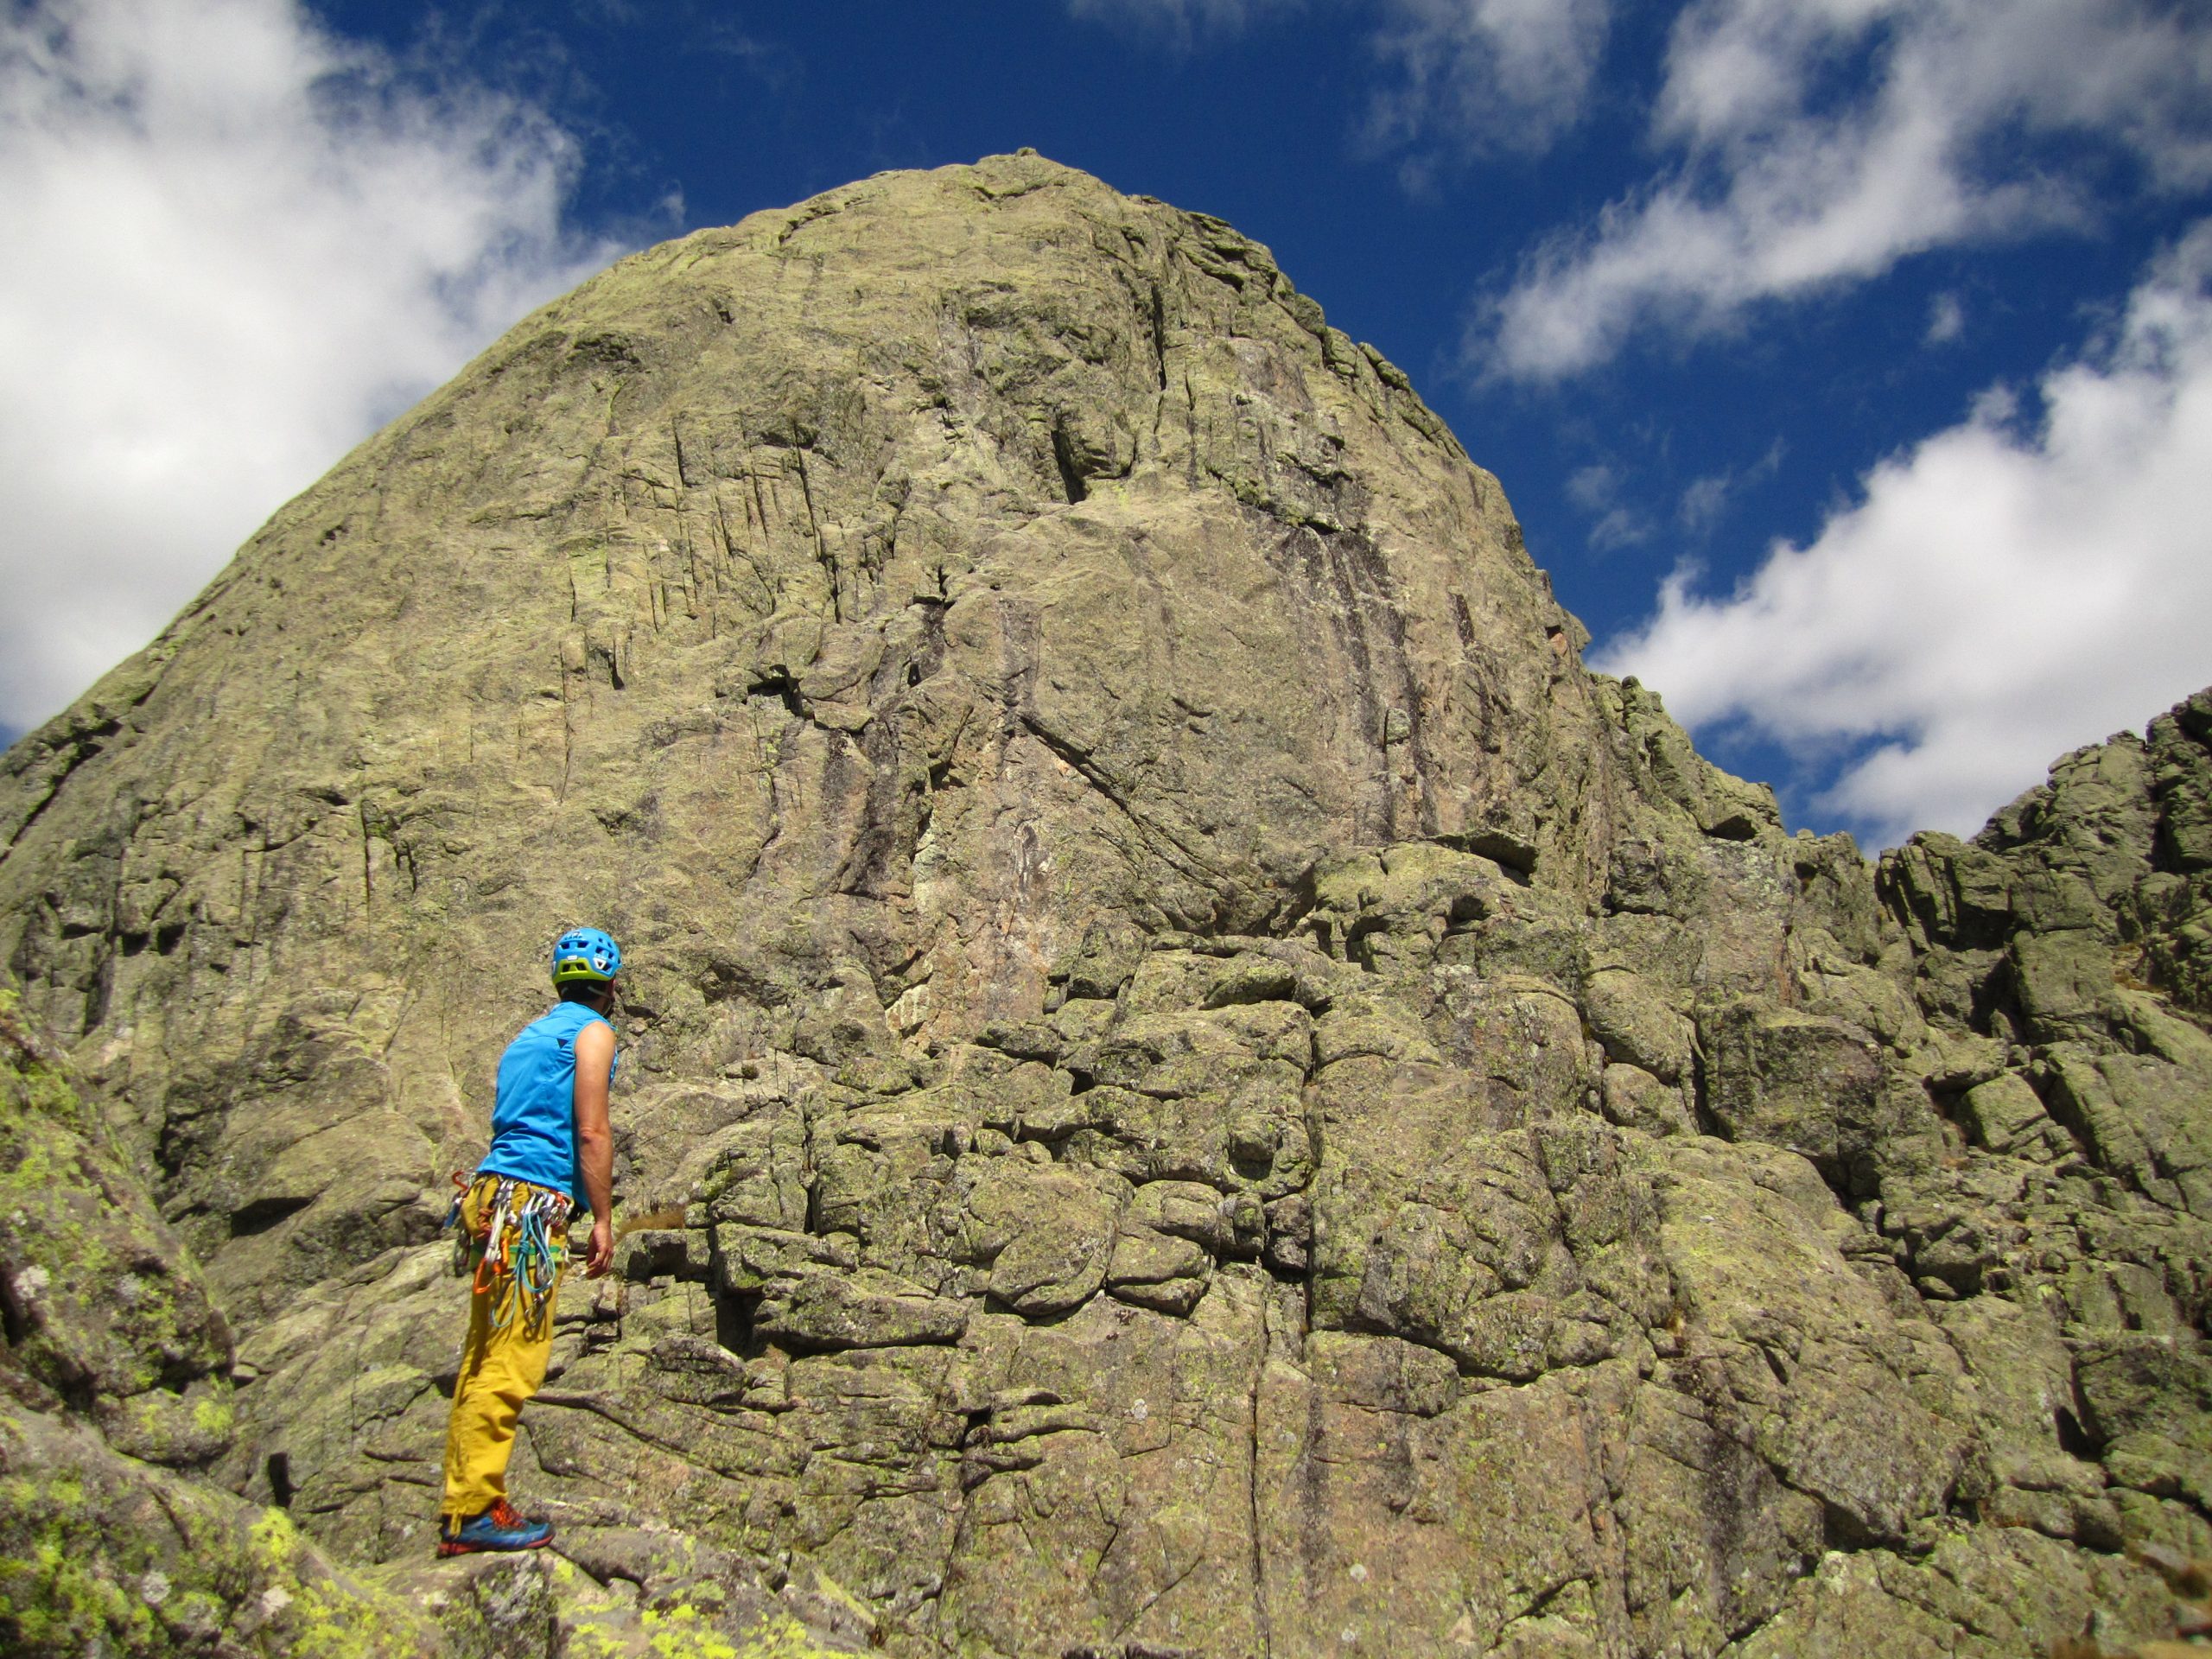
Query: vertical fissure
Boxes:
[
  {"xmin": 356, "ymin": 802, "xmax": 373, "ymax": 926},
  {"xmin": 1248, "ymin": 1287, "xmax": 1274, "ymax": 1659},
  {"xmin": 556, "ymin": 649, "xmax": 575, "ymax": 803},
  {"xmin": 1051, "ymin": 418, "xmax": 1090, "ymax": 505},
  {"xmin": 791, "ymin": 450, "xmax": 841, "ymax": 622},
  {"xmin": 1148, "ymin": 280, "xmax": 1169, "ymax": 390}
]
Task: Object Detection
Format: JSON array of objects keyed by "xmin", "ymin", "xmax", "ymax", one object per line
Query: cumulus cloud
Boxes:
[
  {"xmin": 1481, "ymin": 0, "xmax": 2212, "ymax": 380},
  {"xmin": 0, "ymin": 0, "xmax": 621, "ymax": 733},
  {"xmin": 1592, "ymin": 222, "xmax": 2212, "ymax": 846},
  {"xmin": 1363, "ymin": 0, "xmax": 1612, "ymax": 170}
]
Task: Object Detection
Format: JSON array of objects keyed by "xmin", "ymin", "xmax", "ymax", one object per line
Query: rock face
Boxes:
[{"xmin": 1, "ymin": 152, "xmax": 2209, "ymax": 1656}]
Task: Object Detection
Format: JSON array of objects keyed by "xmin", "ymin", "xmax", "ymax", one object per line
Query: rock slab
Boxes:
[{"xmin": 2, "ymin": 153, "xmax": 2209, "ymax": 1656}]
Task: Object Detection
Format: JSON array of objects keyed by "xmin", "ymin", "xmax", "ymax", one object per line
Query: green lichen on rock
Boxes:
[
  {"xmin": 0, "ymin": 153, "xmax": 2209, "ymax": 1655},
  {"xmin": 1, "ymin": 988, "xmax": 235, "ymax": 1465},
  {"xmin": 0, "ymin": 1408, "xmax": 434, "ymax": 1656},
  {"xmin": 0, "ymin": 991, "xmax": 455, "ymax": 1655}
]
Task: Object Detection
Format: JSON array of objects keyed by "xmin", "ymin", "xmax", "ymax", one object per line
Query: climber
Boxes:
[{"xmin": 435, "ymin": 926, "xmax": 621, "ymax": 1557}]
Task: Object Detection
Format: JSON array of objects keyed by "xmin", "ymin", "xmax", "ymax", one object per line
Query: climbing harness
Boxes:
[{"xmin": 445, "ymin": 1171, "xmax": 572, "ymax": 1336}]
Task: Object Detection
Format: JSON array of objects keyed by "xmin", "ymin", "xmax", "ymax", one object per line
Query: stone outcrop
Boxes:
[
  {"xmin": 0, "ymin": 990, "xmax": 439, "ymax": 1656},
  {"xmin": 1, "ymin": 152, "xmax": 2209, "ymax": 1656}
]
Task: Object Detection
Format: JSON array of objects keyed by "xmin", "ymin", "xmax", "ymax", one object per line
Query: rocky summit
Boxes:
[{"xmin": 2, "ymin": 151, "xmax": 2209, "ymax": 1658}]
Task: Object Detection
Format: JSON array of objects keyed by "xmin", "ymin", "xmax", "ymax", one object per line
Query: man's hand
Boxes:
[{"xmin": 582, "ymin": 1216, "xmax": 614, "ymax": 1279}]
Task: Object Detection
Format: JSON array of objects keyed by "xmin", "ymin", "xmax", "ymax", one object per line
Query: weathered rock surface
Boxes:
[
  {"xmin": 0, "ymin": 1001, "xmax": 855, "ymax": 1659},
  {"xmin": 0, "ymin": 991, "xmax": 424, "ymax": 1655},
  {"xmin": 1, "ymin": 152, "xmax": 2209, "ymax": 1655}
]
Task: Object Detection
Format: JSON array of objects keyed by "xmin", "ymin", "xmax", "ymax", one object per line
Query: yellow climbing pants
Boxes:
[{"xmin": 439, "ymin": 1174, "xmax": 570, "ymax": 1521}]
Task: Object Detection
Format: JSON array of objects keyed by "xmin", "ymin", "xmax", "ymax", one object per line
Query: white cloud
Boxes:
[
  {"xmin": 1586, "ymin": 508, "xmax": 1649, "ymax": 552},
  {"xmin": 1592, "ymin": 221, "xmax": 2212, "ymax": 846},
  {"xmin": 1065, "ymin": 0, "xmax": 1300, "ymax": 45},
  {"xmin": 1564, "ymin": 461, "xmax": 1649, "ymax": 549},
  {"xmin": 1924, "ymin": 290, "xmax": 1965, "ymax": 345},
  {"xmin": 1481, "ymin": 0, "xmax": 2212, "ymax": 380},
  {"xmin": 1678, "ymin": 436, "xmax": 1783, "ymax": 535},
  {"xmin": 0, "ymin": 0, "xmax": 621, "ymax": 732},
  {"xmin": 1565, "ymin": 462, "xmax": 1618, "ymax": 512},
  {"xmin": 1677, "ymin": 474, "xmax": 1732, "ymax": 535},
  {"xmin": 1069, "ymin": 0, "xmax": 1609, "ymax": 162},
  {"xmin": 1363, "ymin": 0, "xmax": 1612, "ymax": 169}
]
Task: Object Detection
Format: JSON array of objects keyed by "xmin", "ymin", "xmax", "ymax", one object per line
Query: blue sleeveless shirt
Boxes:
[{"xmin": 478, "ymin": 1001, "xmax": 617, "ymax": 1211}]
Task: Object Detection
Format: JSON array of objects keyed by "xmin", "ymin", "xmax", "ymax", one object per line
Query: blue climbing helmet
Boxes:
[{"xmin": 550, "ymin": 927, "xmax": 621, "ymax": 985}]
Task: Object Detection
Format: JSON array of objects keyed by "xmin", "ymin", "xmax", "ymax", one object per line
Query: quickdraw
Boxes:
[{"xmin": 444, "ymin": 1171, "xmax": 573, "ymax": 1335}]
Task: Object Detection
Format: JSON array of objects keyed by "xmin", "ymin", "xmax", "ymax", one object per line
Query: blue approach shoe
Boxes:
[{"xmin": 437, "ymin": 1497, "xmax": 554, "ymax": 1557}]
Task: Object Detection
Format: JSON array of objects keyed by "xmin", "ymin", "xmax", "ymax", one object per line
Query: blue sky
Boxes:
[{"xmin": 3, "ymin": 0, "xmax": 2209, "ymax": 846}]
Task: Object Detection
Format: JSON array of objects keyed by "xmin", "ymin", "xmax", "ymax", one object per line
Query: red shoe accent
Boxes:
[{"xmin": 435, "ymin": 1499, "xmax": 555, "ymax": 1558}]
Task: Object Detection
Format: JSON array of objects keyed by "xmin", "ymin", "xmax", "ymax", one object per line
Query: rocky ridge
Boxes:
[{"xmin": 0, "ymin": 151, "xmax": 2208, "ymax": 1656}]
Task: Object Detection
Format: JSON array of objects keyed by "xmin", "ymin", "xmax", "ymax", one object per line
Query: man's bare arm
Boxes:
[{"xmin": 573, "ymin": 1020, "xmax": 617, "ymax": 1277}]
